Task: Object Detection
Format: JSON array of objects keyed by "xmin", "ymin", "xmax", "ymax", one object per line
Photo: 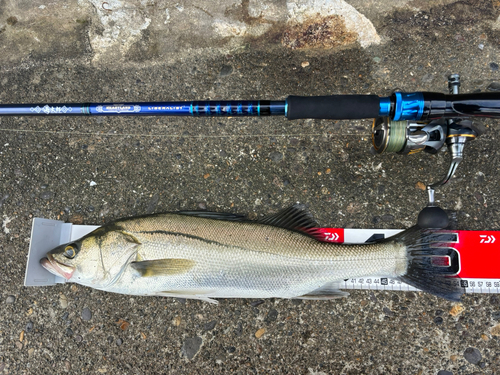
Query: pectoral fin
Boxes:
[
  {"xmin": 295, "ymin": 282, "xmax": 349, "ymax": 300},
  {"xmin": 131, "ymin": 259, "xmax": 195, "ymax": 277}
]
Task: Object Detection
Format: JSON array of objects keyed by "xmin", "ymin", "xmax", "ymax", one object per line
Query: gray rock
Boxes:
[
  {"xmin": 487, "ymin": 82, "xmax": 500, "ymax": 92},
  {"xmin": 203, "ymin": 320, "xmax": 217, "ymax": 331},
  {"xmin": 5, "ymin": 295, "xmax": 15, "ymax": 304},
  {"xmin": 81, "ymin": 307, "xmax": 92, "ymax": 321},
  {"xmin": 116, "ymin": 338, "xmax": 123, "ymax": 346},
  {"xmin": 434, "ymin": 316, "xmax": 443, "ymax": 325},
  {"xmin": 25, "ymin": 321, "xmax": 34, "ymax": 332},
  {"xmin": 463, "ymin": 347, "xmax": 482, "ymax": 365},
  {"xmin": 250, "ymin": 300, "xmax": 264, "ymax": 307},
  {"xmin": 383, "ymin": 307, "xmax": 394, "ymax": 317},
  {"xmin": 234, "ymin": 322, "xmax": 243, "ymax": 336},
  {"xmin": 146, "ymin": 193, "xmax": 159, "ymax": 214},
  {"xmin": 219, "ymin": 65, "xmax": 233, "ymax": 77},
  {"xmin": 40, "ymin": 191, "xmax": 54, "ymax": 200},
  {"xmin": 381, "ymin": 214, "xmax": 394, "ymax": 222},
  {"xmin": 269, "ymin": 152, "xmax": 283, "ymax": 162},
  {"xmin": 490, "ymin": 62, "xmax": 499, "ymax": 71},
  {"xmin": 182, "ymin": 336, "xmax": 202, "ymax": 360},
  {"xmin": 421, "ymin": 73, "xmax": 435, "ymax": 83},
  {"xmin": 265, "ymin": 309, "xmax": 278, "ymax": 323},
  {"xmin": 437, "ymin": 371, "xmax": 453, "ymax": 375}
]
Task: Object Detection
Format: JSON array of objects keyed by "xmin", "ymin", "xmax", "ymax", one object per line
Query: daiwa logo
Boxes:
[
  {"xmin": 480, "ymin": 235, "xmax": 496, "ymax": 244},
  {"xmin": 324, "ymin": 232, "xmax": 339, "ymax": 241}
]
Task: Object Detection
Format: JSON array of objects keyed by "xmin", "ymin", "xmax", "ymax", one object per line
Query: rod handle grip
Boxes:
[{"xmin": 286, "ymin": 95, "xmax": 380, "ymax": 120}]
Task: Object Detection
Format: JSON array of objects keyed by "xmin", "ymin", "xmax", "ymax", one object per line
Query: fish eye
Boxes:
[{"xmin": 63, "ymin": 245, "xmax": 77, "ymax": 259}]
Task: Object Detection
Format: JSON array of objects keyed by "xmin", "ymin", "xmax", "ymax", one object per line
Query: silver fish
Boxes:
[{"xmin": 40, "ymin": 205, "xmax": 463, "ymax": 303}]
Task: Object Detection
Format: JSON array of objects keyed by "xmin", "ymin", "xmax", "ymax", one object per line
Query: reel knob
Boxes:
[{"xmin": 417, "ymin": 206, "xmax": 449, "ymax": 229}]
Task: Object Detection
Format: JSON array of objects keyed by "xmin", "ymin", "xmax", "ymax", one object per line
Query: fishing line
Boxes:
[{"xmin": 0, "ymin": 127, "xmax": 370, "ymax": 139}]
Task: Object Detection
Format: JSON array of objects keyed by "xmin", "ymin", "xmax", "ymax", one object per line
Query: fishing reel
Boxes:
[{"xmin": 371, "ymin": 75, "xmax": 480, "ymax": 229}]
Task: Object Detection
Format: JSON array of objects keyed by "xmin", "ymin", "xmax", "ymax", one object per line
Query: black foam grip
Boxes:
[{"xmin": 286, "ymin": 95, "xmax": 380, "ymax": 120}]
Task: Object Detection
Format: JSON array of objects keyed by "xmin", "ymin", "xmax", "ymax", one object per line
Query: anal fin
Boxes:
[
  {"xmin": 151, "ymin": 290, "xmax": 218, "ymax": 304},
  {"xmin": 295, "ymin": 282, "xmax": 349, "ymax": 300}
]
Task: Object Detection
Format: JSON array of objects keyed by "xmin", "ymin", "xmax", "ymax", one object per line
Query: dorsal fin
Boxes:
[
  {"xmin": 257, "ymin": 204, "xmax": 324, "ymax": 240},
  {"xmin": 177, "ymin": 211, "xmax": 246, "ymax": 221}
]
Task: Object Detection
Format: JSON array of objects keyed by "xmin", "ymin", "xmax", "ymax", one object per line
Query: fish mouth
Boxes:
[{"xmin": 40, "ymin": 254, "xmax": 75, "ymax": 280}]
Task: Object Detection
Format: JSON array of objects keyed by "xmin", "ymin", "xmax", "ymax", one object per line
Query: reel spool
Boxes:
[{"xmin": 371, "ymin": 117, "xmax": 446, "ymax": 155}]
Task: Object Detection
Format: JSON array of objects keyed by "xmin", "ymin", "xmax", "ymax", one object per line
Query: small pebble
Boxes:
[
  {"xmin": 437, "ymin": 371, "xmax": 453, "ymax": 375},
  {"xmin": 487, "ymin": 82, "xmax": 500, "ymax": 92},
  {"xmin": 234, "ymin": 322, "xmax": 243, "ymax": 336},
  {"xmin": 75, "ymin": 335, "xmax": 83, "ymax": 342},
  {"xmin": 28, "ymin": 348, "xmax": 34, "ymax": 357},
  {"xmin": 68, "ymin": 214, "xmax": 84, "ymax": 225},
  {"xmin": 490, "ymin": 62, "xmax": 499, "ymax": 71},
  {"xmin": 449, "ymin": 303, "xmax": 464, "ymax": 317},
  {"xmin": 6, "ymin": 295, "xmax": 15, "ymax": 304},
  {"xmin": 434, "ymin": 316, "xmax": 444, "ymax": 325},
  {"xmin": 81, "ymin": 307, "xmax": 92, "ymax": 321},
  {"xmin": 255, "ymin": 328, "xmax": 266, "ymax": 338},
  {"xmin": 181, "ymin": 337, "xmax": 202, "ymax": 359},
  {"xmin": 491, "ymin": 311, "xmax": 500, "ymax": 320},
  {"xmin": 64, "ymin": 361, "xmax": 71, "ymax": 372},
  {"xmin": 65, "ymin": 328, "xmax": 74, "ymax": 337},
  {"xmin": 265, "ymin": 309, "xmax": 278, "ymax": 322},
  {"xmin": 61, "ymin": 312, "xmax": 69, "ymax": 321},
  {"xmin": 269, "ymin": 152, "xmax": 283, "ymax": 163},
  {"xmin": 479, "ymin": 43, "xmax": 484, "ymax": 50},
  {"xmin": 219, "ymin": 65, "xmax": 233, "ymax": 77},
  {"xmin": 381, "ymin": 214, "xmax": 394, "ymax": 222},
  {"xmin": 383, "ymin": 307, "xmax": 394, "ymax": 317},
  {"xmin": 173, "ymin": 316, "xmax": 182, "ymax": 326},
  {"xmin": 301, "ymin": 61, "xmax": 310, "ymax": 68},
  {"xmin": 250, "ymin": 300, "xmax": 264, "ymax": 307},
  {"xmin": 227, "ymin": 346, "xmax": 236, "ymax": 353},
  {"xmin": 25, "ymin": 321, "xmax": 34, "ymax": 333},
  {"xmin": 490, "ymin": 323, "xmax": 500, "ymax": 336},
  {"xmin": 203, "ymin": 320, "xmax": 217, "ymax": 331},
  {"xmin": 116, "ymin": 338, "xmax": 123, "ymax": 346},
  {"xmin": 39, "ymin": 191, "xmax": 53, "ymax": 200},
  {"xmin": 59, "ymin": 295, "xmax": 68, "ymax": 309},
  {"xmin": 463, "ymin": 347, "xmax": 482, "ymax": 365}
]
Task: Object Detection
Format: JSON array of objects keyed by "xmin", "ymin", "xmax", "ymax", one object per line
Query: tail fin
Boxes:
[{"xmin": 388, "ymin": 226, "xmax": 464, "ymax": 302}]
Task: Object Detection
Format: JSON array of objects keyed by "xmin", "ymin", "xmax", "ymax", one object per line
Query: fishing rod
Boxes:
[{"xmin": 1, "ymin": 74, "xmax": 498, "ymax": 227}]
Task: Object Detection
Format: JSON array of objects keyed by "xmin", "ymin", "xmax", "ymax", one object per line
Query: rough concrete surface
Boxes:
[{"xmin": 1, "ymin": 0, "xmax": 500, "ymax": 374}]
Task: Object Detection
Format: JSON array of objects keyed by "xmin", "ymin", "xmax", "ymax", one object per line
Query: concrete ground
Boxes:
[{"xmin": 1, "ymin": 0, "xmax": 500, "ymax": 373}]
